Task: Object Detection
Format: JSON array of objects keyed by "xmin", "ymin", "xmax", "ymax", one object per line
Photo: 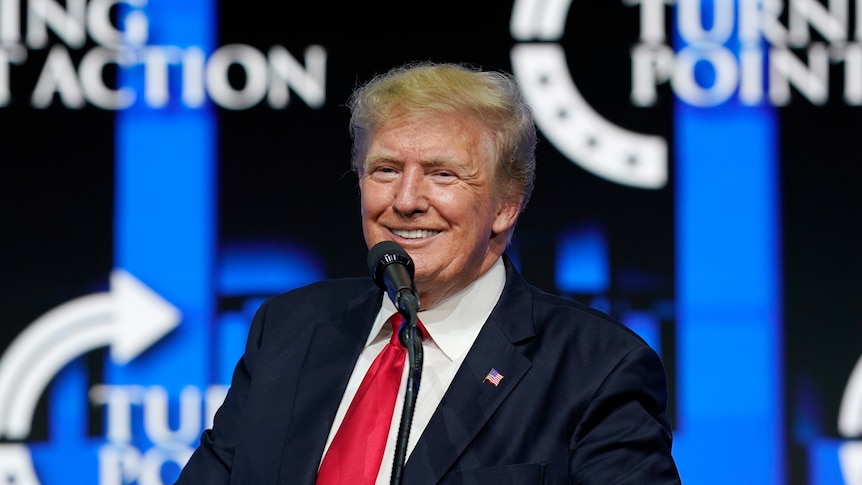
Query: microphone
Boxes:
[
  {"xmin": 366, "ymin": 241, "xmax": 420, "ymax": 314},
  {"xmin": 368, "ymin": 241, "xmax": 423, "ymax": 485}
]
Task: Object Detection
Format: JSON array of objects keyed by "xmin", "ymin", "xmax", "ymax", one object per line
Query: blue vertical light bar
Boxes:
[
  {"xmin": 671, "ymin": 3, "xmax": 783, "ymax": 483},
  {"xmin": 112, "ymin": 0, "xmax": 216, "ymax": 392},
  {"xmin": 555, "ymin": 223, "xmax": 610, "ymax": 294}
]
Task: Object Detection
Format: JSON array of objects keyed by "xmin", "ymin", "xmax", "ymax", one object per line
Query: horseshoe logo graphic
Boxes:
[{"xmin": 510, "ymin": 0, "xmax": 668, "ymax": 189}]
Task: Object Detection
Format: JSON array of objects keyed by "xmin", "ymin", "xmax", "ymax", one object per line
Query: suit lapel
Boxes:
[
  {"xmin": 277, "ymin": 286, "xmax": 383, "ymax": 484},
  {"xmin": 403, "ymin": 258, "xmax": 536, "ymax": 484}
]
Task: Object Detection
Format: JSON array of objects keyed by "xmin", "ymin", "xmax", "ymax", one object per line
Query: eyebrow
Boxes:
[{"xmin": 365, "ymin": 153, "xmax": 465, "ymax": 168}]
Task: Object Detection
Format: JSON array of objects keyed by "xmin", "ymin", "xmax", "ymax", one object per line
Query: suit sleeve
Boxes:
[
  {"xmin": 569, "ymin": 344, "xmax": 681, "ymax": 484},
  {"xmin": 173, "ymin": 298, "xmax": 271, "ymax": 484}
]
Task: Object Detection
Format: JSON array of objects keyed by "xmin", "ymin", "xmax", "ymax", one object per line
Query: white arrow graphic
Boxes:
[{"xmin": 0, "ymin": 268, "xmax": 181, "ymax": 440}]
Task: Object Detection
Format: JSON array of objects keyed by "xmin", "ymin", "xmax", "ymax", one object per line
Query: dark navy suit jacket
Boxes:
[{"xmin": 175, "ymin": 256, "xmax": 681, "ymax": 484}]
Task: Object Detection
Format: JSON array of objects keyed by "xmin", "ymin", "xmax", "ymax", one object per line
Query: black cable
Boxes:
[{"xmin": 389, "ymin": 310, "xmax": 423, "ymax": 485}]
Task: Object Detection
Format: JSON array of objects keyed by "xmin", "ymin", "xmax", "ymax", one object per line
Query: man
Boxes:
[{"xmin": 175, "ymin": 61, "xmax": 681, "ymax": 484}]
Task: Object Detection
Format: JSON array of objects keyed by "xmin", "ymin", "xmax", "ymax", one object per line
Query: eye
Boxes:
[
  {"xmin": 430, "ymin": 169, "xmax": 457, "ymax": 181},
  {"xmin": 367, "ymin": 163, "xmax": 400, "ymax": 181}
]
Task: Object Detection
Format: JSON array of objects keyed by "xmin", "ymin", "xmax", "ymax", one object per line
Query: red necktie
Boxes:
[{"xmin": 316, "ymin": 313, "xmax": 425, "ymax": 485}]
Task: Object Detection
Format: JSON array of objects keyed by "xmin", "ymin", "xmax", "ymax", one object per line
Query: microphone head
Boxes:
[{"xmin": 367, "ymin": 241, "xmax": 415, "ymax": 289}]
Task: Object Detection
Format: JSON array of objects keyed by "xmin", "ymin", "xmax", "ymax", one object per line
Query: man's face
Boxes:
[{"xmin": 359, "ymin": 112, "xmax": 520, "ymax": 309}]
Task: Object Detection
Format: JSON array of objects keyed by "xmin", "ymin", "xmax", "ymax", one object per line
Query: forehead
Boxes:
[{"xmin": 366, "ymin": 112, "xmax": 496, "ymax": 164}]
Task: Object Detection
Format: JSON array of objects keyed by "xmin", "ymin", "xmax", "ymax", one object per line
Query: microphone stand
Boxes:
[{"xmin": 389, "ymin": 296, "xmax": 422, "ymax": 485}]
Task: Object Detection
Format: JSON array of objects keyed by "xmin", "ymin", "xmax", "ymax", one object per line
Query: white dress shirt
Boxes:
[{"xmin": 319, "ymin": 257, "xmax": 507, "ymax": 484}]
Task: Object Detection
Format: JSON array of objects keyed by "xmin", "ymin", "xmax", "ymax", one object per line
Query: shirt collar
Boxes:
[{"xmin": 371, "ymin": 257, "xmax": 507, "ymax": 361}]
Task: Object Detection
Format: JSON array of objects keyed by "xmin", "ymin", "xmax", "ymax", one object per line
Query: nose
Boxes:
[{"xmin": 392, "ymin": 165, "xmax": 428, "ymax": 215}]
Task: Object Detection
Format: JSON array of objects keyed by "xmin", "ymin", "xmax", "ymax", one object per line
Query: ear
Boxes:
[{"xmin": 491, "ymin": 197, "xmax": 522, "ymax": 236}]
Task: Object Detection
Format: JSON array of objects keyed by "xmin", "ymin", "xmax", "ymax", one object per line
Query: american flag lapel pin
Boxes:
[{"xmin": 483, "ymin": 368, "xmax": 504, "ymax": 387}]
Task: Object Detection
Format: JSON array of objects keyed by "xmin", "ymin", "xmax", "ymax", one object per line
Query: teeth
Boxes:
[{"xmin": 393, "ymin": 229, "xmax": 438, "ymax": 239}]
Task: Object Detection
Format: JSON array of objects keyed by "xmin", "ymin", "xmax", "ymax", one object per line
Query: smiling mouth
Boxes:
[{"xmin": 392, "ymin": 229, "xmax": 440, "ymax": 239}]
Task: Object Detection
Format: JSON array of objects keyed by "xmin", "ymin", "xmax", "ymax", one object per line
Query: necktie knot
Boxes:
[{"xmin": 388, "ymin": 312, "xmax": 426, "ymax": 347}]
